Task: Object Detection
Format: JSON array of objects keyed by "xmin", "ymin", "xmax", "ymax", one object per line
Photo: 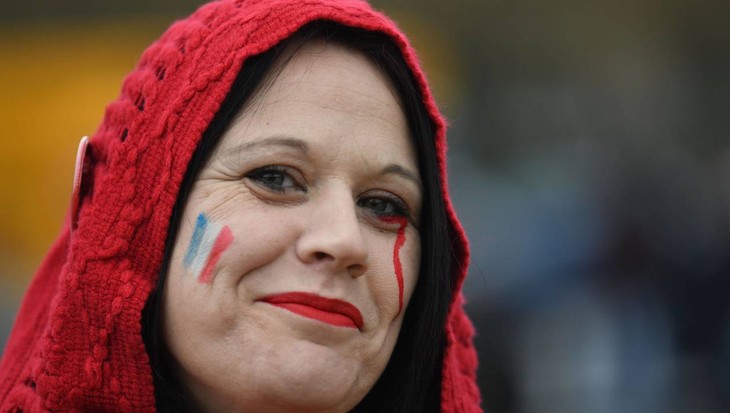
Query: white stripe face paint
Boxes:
[{"xmin": 189, "ymin": 218, "xmax": 224, "ymax": 277}]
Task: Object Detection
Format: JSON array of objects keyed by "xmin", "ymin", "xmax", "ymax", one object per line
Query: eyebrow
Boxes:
[
  {"xmin": 222, "ymin": 136, "xmax": 309, "ymax": 159},
  {"xmin": 381, "ymin": 164, "xmax": 422, "ymax": 188},
  {"xmin": 221, "ymin": 135, "xmax": 421, "ymax": 187}
]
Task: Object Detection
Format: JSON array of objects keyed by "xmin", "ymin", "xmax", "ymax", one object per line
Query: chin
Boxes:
[
  {"xmin": 178, "ymin": 332, "xmax": 372, "ymax": 413},
  {"xmin": 245, "ymin": 340, "xmax": 368, "ymax": 412}
]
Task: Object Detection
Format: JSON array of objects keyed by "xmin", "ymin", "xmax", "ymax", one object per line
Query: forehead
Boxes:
[{"xmin": 216, "ymin": 40, "xmax": 418, "ymax": 173}]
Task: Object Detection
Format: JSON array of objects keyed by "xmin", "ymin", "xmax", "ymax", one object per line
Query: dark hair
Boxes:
[{"xmin": 142, "ymin": 21, "xmax": 453, "ymax": 413}]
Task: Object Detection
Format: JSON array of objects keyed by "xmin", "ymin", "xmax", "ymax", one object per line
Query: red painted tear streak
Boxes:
[
  {"xmin": 382, "ymin": 216, "xmax": 408, "ymax": 315},
  {"xmin": 198, "ymin": 226, "xmax": 233, "ymax": 283}
]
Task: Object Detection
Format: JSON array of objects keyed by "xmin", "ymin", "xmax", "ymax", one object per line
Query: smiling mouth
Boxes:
[{"xmin": 261, "ymin": 292, "xmax": 364, "ymax": 330}]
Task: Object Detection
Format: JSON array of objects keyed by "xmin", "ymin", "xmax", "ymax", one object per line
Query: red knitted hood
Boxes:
[{"xmin": 0, "ymin": 1, "xmax": 479, "ymax": 411}]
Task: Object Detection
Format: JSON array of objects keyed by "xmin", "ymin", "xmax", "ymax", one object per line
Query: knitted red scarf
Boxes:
[{"xmin": 0, "ymin": 1, "xmax": 480, "ymax": 411}]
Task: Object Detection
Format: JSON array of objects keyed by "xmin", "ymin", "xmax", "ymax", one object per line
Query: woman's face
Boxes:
[{"xmin": 163, "ymin": 41, "xmax": 422, "ymax": 412}]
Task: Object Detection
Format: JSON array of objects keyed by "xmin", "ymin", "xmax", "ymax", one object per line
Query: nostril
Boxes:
[
  {"xmin": 314, "ymin": 251, "xmax": 329, "ymax": 261},
  {"xmin": 348, "ymin": 263, "xmax": 367, "ymax": 278}
]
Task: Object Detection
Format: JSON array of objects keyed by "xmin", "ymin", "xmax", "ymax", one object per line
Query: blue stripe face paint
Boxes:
[
  {"xmin": 182, "ymin": 212, "xmax": 235, "ymax": 283},
  {"xmin": 184, "ymin": 213, "xmax": 208, "ymax": 268}
]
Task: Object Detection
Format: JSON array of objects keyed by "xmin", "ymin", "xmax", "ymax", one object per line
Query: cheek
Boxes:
[
  {"xmin": 220, "ymin": 208, "xmax": 299, "ymax": 277},
  {"xmin": 399, "ymin": 228, "xmax": 421, "ymax": 310},
  {"xmin": 173, "ymin": 197, "xmax": 298, "ymax": 288},
  {"xmin": 372, "ymin": 221, "xmax": 420, "ymax": 319},
  {"xmin": 180, "ymin": 213, "xmax": 234, "ymax": 284},
  {"xmin": 391, "ymin": 219, "xmax": 408, "ymax": 314}
]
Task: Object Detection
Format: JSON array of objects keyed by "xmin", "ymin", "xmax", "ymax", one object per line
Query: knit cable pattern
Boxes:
[{"xmin": 0, "ymin": 1, "xmax": 479, "ymax": 411}]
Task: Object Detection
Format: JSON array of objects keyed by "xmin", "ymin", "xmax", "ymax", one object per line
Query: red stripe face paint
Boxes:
[
  {"xmin": 199, "ymin": 226, "xmax": 234, "ymax": 283},
  {"xmin": 184, "ymin": 213, "xmax": 234, "ymax": 283},
  {"xmin": 381, "ymin": 216, "xmax": 408, "ymax": 315}
]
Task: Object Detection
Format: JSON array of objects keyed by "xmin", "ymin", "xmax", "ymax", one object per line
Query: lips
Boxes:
[{"xmin": 261, "ymin": 292, "xmax": 364, "ymax": 330}]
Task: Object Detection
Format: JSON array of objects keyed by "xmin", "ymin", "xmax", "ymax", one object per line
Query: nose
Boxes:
[{"xmin": 296, "ymin": 186, "xmax": 368, "ymax": 277}]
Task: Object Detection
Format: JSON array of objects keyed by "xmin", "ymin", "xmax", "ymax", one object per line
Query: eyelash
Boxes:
[
  {"xmin": 357, "ymin": 195, "xmax": 410, "ymax": 221},
  {"xmin": 246, "ymin": 165, "xmax": 305, "ymax": 193},
  {"xmin": 245, "ymin": 165, "xmax": 413, "ymax": 223}
]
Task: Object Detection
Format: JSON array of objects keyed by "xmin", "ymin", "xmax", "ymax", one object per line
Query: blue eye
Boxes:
[
  {"xmin": 246, "ymin": 166, "xmax": 304, "ymax": 193},
  {"xmin": 358, "ymin": 196, "xmax": 408, "ymax": 218}
]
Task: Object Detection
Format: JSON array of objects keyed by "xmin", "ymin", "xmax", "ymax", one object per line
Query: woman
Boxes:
[{"xmin": 0, "ymin": 1, "xmax": 479, "ymax": 412}]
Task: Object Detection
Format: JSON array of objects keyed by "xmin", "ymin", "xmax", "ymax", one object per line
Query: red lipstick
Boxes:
[{"xmin": 261, "ymin": 292, "xmax": 363, "ymax": 329}]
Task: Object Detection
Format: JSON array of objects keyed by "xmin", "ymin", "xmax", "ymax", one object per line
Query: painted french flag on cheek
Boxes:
[{"xmin": 183, "ymin": 213, "xmax": 234, "ymax": 283}]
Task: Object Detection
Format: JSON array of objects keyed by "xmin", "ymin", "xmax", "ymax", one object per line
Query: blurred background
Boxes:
[{"xmin": 1, "ymin": 0, "xmax": 728, "ymax": 411}]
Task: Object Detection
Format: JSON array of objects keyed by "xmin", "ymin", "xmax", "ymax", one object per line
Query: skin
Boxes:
[{"xmin": 162, "ymin": 41, "xmax": 423, "ymax": 413}]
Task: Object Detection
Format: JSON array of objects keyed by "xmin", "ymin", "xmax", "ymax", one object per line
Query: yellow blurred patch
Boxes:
[{"xmin": 0, "ymin": 17, "xmax": 169, "ymax": 284}]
